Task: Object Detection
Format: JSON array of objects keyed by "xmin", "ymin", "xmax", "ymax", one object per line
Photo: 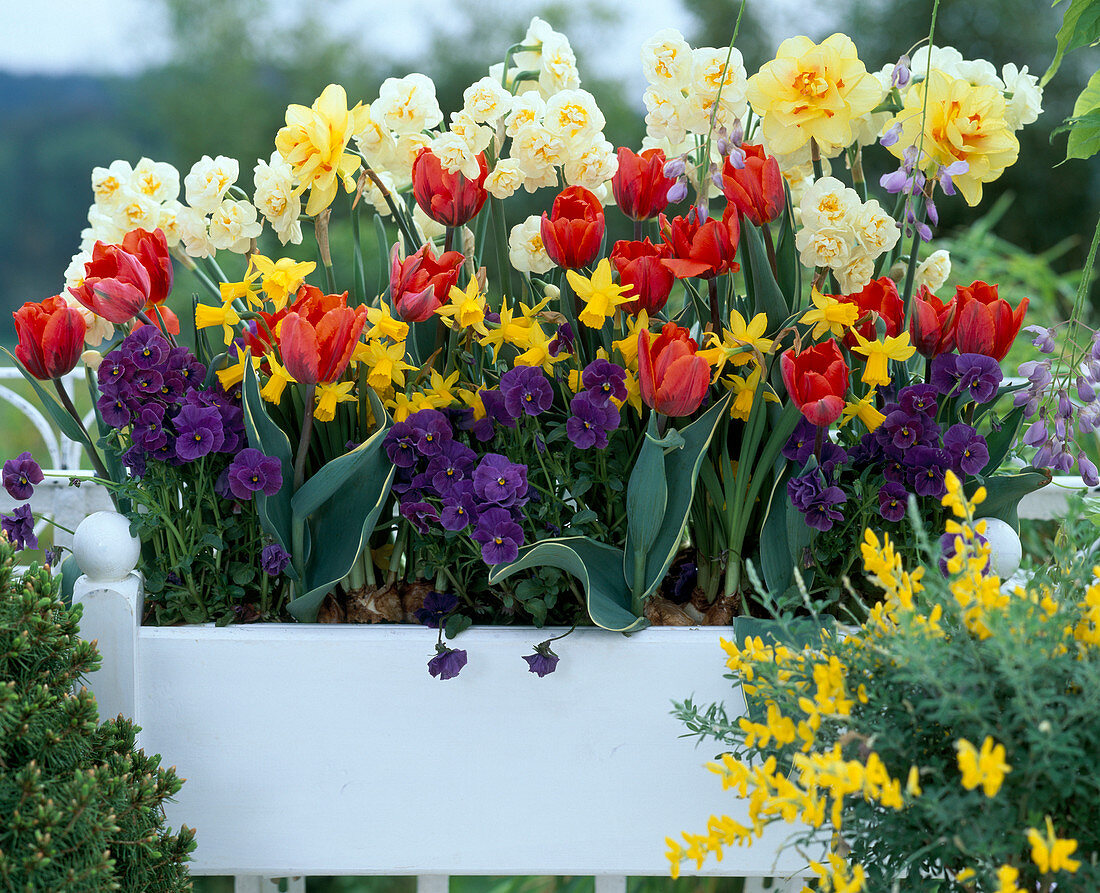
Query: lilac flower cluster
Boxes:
[
  {"xmin": 567, "ymin": 359, "xmax": 625, "ymax": 449},
  {"xmin": 96, "ymin": 327, "xmax": 246, "ymax": 476},
  {"xmin": 384, "ymin": 408, "xmax": 530, "ymax": 565},
  {"xmin": 1013, "ymin": 328, "xmax": 1100, "ymax": 485},
  {"xmin": 1, "ymin": 452, "xmax": 44, "ymax": 551}
]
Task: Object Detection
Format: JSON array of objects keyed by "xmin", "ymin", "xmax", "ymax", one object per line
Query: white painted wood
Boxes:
[
  {"xmin": 71, "ymin": 572, "xmax": 142, "ymax": 721},
  {"xmin": 233, "ymin": 878, "xmax": 305, "ymax": 893},
  {"xmin": 743, "ymin": 877, "xmax": 805, "ymax": 892},
  {"xmin": 1018, "ymin": 474, "xmax": 1095, "ymax": 519},
  {"xmin": 417, "ymin": 876, "xmax": 449, "ymax": 893},
  {"xmin": 594, "ymin": 876, "xmax": 626, "ymax": 893}
]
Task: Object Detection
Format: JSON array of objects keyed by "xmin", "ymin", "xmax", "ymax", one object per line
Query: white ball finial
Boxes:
[
  {"xmin": 73, "ymin": 511, "xmax": 141, "ymax": 583},
  {"xmin": 982, "ymin": 517, "xmax": 1022, "ymax": 579}
]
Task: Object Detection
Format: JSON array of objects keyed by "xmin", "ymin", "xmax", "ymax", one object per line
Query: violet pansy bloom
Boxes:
[
  {"xmin": 1, "ymin": 504, "xmax": 37, "ymax": 551},
  {"xmin": 943, "ymin": 424, "xmax": 989, "ymax": 476},
  {"xmin": 261, "ymin": 543, "xmax": 291, "ymax": 577},
  {"xmin": 174, "ymin": 403, "xmax": 225, "ymax": 462},
  {"xmin": 415, "ymin": 591, "xmax": 458, "ymax": 629},
  {"xmin": 428, "ymin": 644, "xmax": 468, "ymax": 680},
  {"xmin": 523, "ymin": 642, "xmax": 561, "ymax": 677},
  {"xmin": 500, "ymin": 365, "xmax": 554, "ymax": 418},
  {"xmin": 567, "ymin": 390, "xmax": 620, "ymax": 450},
  {"xmin": 226, "ymin": 448, "xmax": 283, "ymax": 500},
  {"xmin": 581, "ymin": 358, "xmax": 628, "ymax": 402},
  {"xmin": 932, "ymin": 353, "xmax": 1002, "ymax": 404},
  {"xmin": 471, "ymin": 506, "xmax": 525, "ymax": 565},
  {"xmin": 2, "ymin": 452, "xmax": 43, "ymax": 501},
  {"xmin": 473, "ymin": 454, "xmax": 528, "ymax": 507}
]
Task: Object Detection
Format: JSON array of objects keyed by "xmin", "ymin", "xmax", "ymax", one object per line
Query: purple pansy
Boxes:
[
  {"xmin": 125, "ymin": 326, "xmax": 171, "ymax": 370},
  {"xmin": 174, "ymin": 403, "xmax": 225, "ymax": 462},
  {"xmin": 567, "ymin": 390, "xmax": 620, "ymax": 450},
  {"xmin": 471, "ymin": 506, "xmax": 525, "ymax": 565},
  {"xmin": 501, "ymin": 365, "xmax": 554, "ymax": 418},
  {"xmin": 400, "ymin": 499, "xmax": 440, "ymax": 534},
  {"xmin": 415, "ymin": 591, "xmax": 458, "ymax": 629},
  {"xmin": 131, "ymin": 404, "xmax": 168, "ymax": 452},
  {"xmin": 906, "ymin": 446, "xmax": 949, "ymax": 498},
  {"xmin": 473, "ymin": 454, "xmax": 528, "ymax": 507},
  {"xmin": 782, "ymin": 418, "xmax": 818, "ymax": 467},
  {"xmin": 549, "ymin": 322, "xmax": 575, "ymax": 357},
  {"xmin": 878, "ymin": 482, "xmax": 909, "ymax": 522},
  {"xmin": 932, "ymin": 353, "xmax": 1002, "ymax": 404},
  {"xmin": 226, "ymin": 448, "xmax": 283, "ymax": 500},
  {"xmin": 787, "ymin": 471, "xmax": 846, "ymax": 532},
  {"xmin": 407, "ymin": 409, "xmax": 453, "ymax": 456},
  {"xmin": 1, "ymin": 504, "xmax": 37, "ymax": 551},
  {"xmin": 439, "ymin": 481, "xmax": 478, "ymax": 531},
  {"xmin": 384, "ymin": 421, "xmax": 420, "ymax": 468},
  {"xmin": 428, "ymin": 644, "xmax": 468, "ymax": 680},
  {"xmin": 581, "ymin": 359, "xmax": 628, "ymax": 402},
  {"xmin": 523, "ymin": 644, "xmax": 560, "ymax": 677},
  {"xmin": 943, "ymin": 424, "xmax": 989, "ymax": 476},
  {"xmin": 898, "ymin": 384, "xmax": 938, "ymax": 418},
  {"xmin": 261, "ymin": 543, "xmax": 291, "ymax": 577},
  {"xmin": 2, "ymin": 452, "xmax": 43, "ymax": 501}
]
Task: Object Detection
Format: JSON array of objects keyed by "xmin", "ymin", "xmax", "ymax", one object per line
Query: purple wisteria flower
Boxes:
[
  {"xmin": 1024, "ymin": 325, "xmax": 1056, "ymax": 355},
  {"xmin": 931, "ymin": 353, "xmax": 1002, "ymax": 404},
  {"xmin": 581, "ymin": 359, "xmax": 628, "ymax": 402},
  {"xmin": 523, "ymin": 642, "xmax": 561, "ymax": 677},
  {"xmin": 261, "ymin": 543, "xmax": 290, "ymax": 577},
  {"xmin": 787, "ymin": 471, "xmax": 846, "ymax": 531},
  {"xmin": 473, "ymin": 454, "xmax": 528, "ymax": 507},
  {"xmin": 428, "ymin": 644, "xmax": 468, "ymax": 680},
  {"xmin": 500, "ymin": 365, "xmax": 554, "ymax": 418},
  {"xmin": 226, "ymin": 448, "xmax": 283, "ymax": 500},
  {"xmin": 472, "ymin": 507, "xmax": 525, "ymax": 564},
  {"xmin": 415, "ymin": 591, "xmax": 458, "ymax": 629},
  {"xmin": 567, "ymin": 390, "xmax": 620, "ymax": 449},
  {"xmin": 943, "ymin": 424, "xmax": 989, "ymax": 476},
  {"xmin": 1, "ymin": 504, "xmax": 37, "ymax": 551},
  {"xmin": 878, "ymin": 482, "xmax": 909, "ymax": 522},
  {"xmin": 2, "ymin": 452, "xmax": 43, "ymax": 501}
]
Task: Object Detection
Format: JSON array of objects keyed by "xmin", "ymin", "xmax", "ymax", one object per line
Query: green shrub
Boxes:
[{"xmin": 0, "ymin": 537, "xmax": 194, "ymax": 891}]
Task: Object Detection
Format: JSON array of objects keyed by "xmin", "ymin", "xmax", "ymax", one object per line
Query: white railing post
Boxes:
[{"xmin": 71, "ymin": 510, "xmax": 143, "ymax": 721}]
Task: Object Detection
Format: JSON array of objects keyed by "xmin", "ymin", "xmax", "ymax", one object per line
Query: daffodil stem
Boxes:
[
  {"xmin": 810, "ymin": 138, "xmax": 823, "ymax": 183},
  {"xmin": 293, "ymin": 383, "xmax": 317, "ymax": 491},
  {"xmin": 707, "ymin": 277, "xmax": 720, "ymax": 333}
]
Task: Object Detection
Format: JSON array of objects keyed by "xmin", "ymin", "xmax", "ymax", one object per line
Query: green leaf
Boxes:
[
  {"xmin": 0, "ymin": 347, "xmax": 89, "ymax": 445},
  {"xmin": 241, "ymin": 363, "xmax": 295, "ymax": 555},
  {"xmin": 624, "ymin": 412, "xmax": 670, "ymax": 576},
  {"xmin": 488, "ymin": 536, "xmax": 646, "ymax": 633},
  {"xmin": 773, "ymin": 188, "xmax": 801, "ymax": 305},
  {"xmin": 972, "ymin": 468, "xmax": 1054, "ymax": 530},
  {"xmin": 639, "ymin": 393, "xmax": 733, "ymax": 599},
  {"xmin": 740, "ymin": 222, "xmax": 789, "ymax": 332},
  {"xmin": 1067, "ymin": 83, "xmax": 1100, "ymax": 160},
  {"xmin": 1044, "ymin": 0, "xmax": 1100, "ymax": 84},
  {"xmin": 290, "ymin": 418, "xmax": 396, "ymax": 621},
  {"xmin": 759, "ymin": 472, "xmax": 793, "ymax": 597},
  {"xmin": 981, "ymin": 404, "xmax": 1027, "ymax": 475},
  {"xmin": 445, "ymin": 613, "xmax": 473, "ymax": 638}
]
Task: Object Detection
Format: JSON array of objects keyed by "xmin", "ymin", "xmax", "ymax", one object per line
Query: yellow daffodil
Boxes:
[
  {"xmin": 260, "ymin": 353, "xmax": 296, "ymax": 404},
  {"xmin": 802, "ymin": 287, "xmax": 860, "ymax": 339},
  {"xmin": 513, "ymin": 322, "xmax": 569, "ymax": 373},
  {"xmin": 195, "ymin": 300, "xmax": 241, "ymax": 346},
  {"xmin": 480, "ymin": 299, "xmax": 534, "ymax": 361},
  {"xmin": 252, "ymin": 254, "xmax": 316, "ymax": 311},
  {"xmin": 423, "ymin": 368, "xmax": 461, "ymax": 408},
  {"xmin": 620, "ymin": 371, "xmax": 643, "ymax": 415},
  {"xmin": 215, "ymin": 345, "xmax": 260, "ymax": 390},
  {"xmin": 839, "ymin": 389, "xmax": 885, "ymax": 432},
  {"xmin": 995, "ymin": 864, "xmax": 1021, "ymax": 893},
  {"xmin": 361, "ymin": 339, "xmax": 417, "ymax": 391},
  {"xmin": 457, "ymin": 387, "xmax": 488, "ymax": 421},
  {"xmin": 367, "ymin": 302, "xmax": 410, "ymax": 343},
  {"xmin": 566, "ymin": 258, "xmax": 634, "ymax": 329},
  {"xmin": 275, "ymin": 83, "xmax": 371, "ymax": 217},
  {"xmin": 850, "ymin": 330, "xmax": 916, "ymax": 387},
  {"xmin": 387, "ymin": 390, "xmax": 440, "ymax": 422},
  {"xmin": 955, "ymin": 736, "xmax": 1011, "ymax": 797},
  {"xmin": 699, "ymin": 310, "xmax": 773, "ymax": 378},
  {"xmin": 313, "ymin": 380, "xmax": 356, "ymax": 422},
  {"xmin": 612, "ymin": 309, "xmax": 649, "ymax": 369},
  {"xmin": 437, "ymin": 279, "xmax": 490, "ymax": 336},
  {"xmin": 1026, "ymin": 816, "xmax": 1080, "ymax": 874},
  {"xmin": 723, "ymin": 363, "xmax": 779, "ymax": 421}
]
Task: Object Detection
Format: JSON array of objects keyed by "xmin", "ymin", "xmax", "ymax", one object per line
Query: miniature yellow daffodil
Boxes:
[
  {"xmin": 314, "ymin": 380, "xmax": 356, "ymax": 422},
  {"xmin": 215, "ymin": 344, "xmax": 260, "ymax": 390},
  {"xmin": 367, "ymin": 302, "xmax": 410, "ymax": 343},
  {"xmin": 437, "ymin": 279, "xmax": 490, "ymax": 336},
  {"xmin": 566, "ymin": 258, "xmax": 634, "ymax": 329},
  {"xmin": 723, "ymin": 363, "xmax": 779, "ymax": 421},
  {"xmin": 839, "ymin": 388, "xmax": 886, "ymax": 432},
  {"xmin": 850, "ymin": 330, "xmax": 916, "ymax": 387},
  {"xmin": 219, "ymin": 265, "xmax": 263, "ymax": 310},
  {"xmin": 699, "ymin": 310, "xmax": 774, "ymax": 379},
  {"xmin": 513, "ymin": 322, "xmax": 569, "ymax": 373},
  {"xmin": 423, "ymin": 368, "xmax": 462, "ymax": 408},
  {"xmin": 612, "ymin": 309, "xmax": 649, "ymax": 369},
  {"xmin": 195, "ymin": 299, "xmax": 242, "ymax": 346},
  {"xmin": 260, "ymin": 352, "xmax": 296, "ymax": 404},
  {"xmin": 479, "ymin": 299, "xmax": 534, "ymax": 361},
  {"xmin": 252, "ymin": 254, "xmax": 316, "ymax": 311},
  {"xmin": 801, "ymin": 287, "xmax": 860, "ymax": 339},
  {"xmin": 457, "ymin": 386, "xmax": 488, "ymax": 421},
  {"xmin": 361, "ymin": 339, "xmax": 417, "ymax": 391}
]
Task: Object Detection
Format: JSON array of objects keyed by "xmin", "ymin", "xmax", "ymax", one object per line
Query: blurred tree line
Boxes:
[{"xmin": 1, "ymin": 0, "xmax": 1096, "ymax": 344}]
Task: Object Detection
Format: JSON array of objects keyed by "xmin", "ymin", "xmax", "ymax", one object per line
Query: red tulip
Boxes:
[
  {"xmin": 659, "ymin": 208, "xmax": 740, "ymax": 279},
  {"xmin": 68, "ymin": 241, "xmax": 152, "ymax": 324},
  {"xmin": 390, "ymin": 242, "xmax": 464, "ymax": 322},
  {"xmin": 133, "ymin": 305, "xmax": 181, "ymax": 337},
  {"xmin": 637, "ymin": 322, "xmax": 711, "ymax": 417},
  {"xmin": 610, "ymin": 238, "xmax": 675, "ymax": 315},
  {"xmin": 412, "ymin": 147, "xmax": 489, "ymax": 227},
  {"xmin": 121, "ymin": 227, "xmax": 173, "ymax": 308},
  {"xmin": 837, "ymin": 277, "xmax": 904, "ymax": 349},
  {"xmin": 721, "ymin": 144, "xmax": 784, "ymax": 227},
  {"xmin": 13, "ymin": 296, "xmax": 87, "ymax": 380},
  {"xmin": 541, "ymin": 186, "xmax": 605, "ymax": 270},
  {"xmin": 780, "ymin": 339, "xmax": 850, "ymax": 427},
  {"xmin": 278, "ymin": 286, "xmax": 367, "ymax": 385},
  {"xmin": 909, "ymin": 286, "xmax": 957, "ymax": 358},
  {"xmin": 612, "ymin": 147, "xmax": 675, "ymax": 221},
  {"xmin": 954, "ymin": 280, "xmax": 1028, "ymax": 361}
]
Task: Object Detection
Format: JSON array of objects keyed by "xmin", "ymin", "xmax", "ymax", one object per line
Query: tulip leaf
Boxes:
[
  {"xmin": 639, "ymin": 393, "xmax": 733, "ymax": 600},
  {"xmin": 489, "ymin": 536, "xmax": 646, "ymax": 633},
  {"xmin": 241, "ymin": 362, "xmax": 295, "ymax": 556},
  {"xmin": 981, "ymin": 404, "xmax": 1027, "ymax": 476},
  {"xmin": 291, "ymin": 422, "xmax": 396, "ymax": 621},
  {"xmin": 740, "ymin": 221, "xmax": 789, "ymax": 333},
  {"xmin": 971, "ymin": 468, "xmax": 1053, "ymax": 531},
  {"xmin": 0, "ymin": 348, "xmax": 90, "ymax": 446},
  {"xmin": 773, "ymin": 192, "xmax": 801, "ymax": 305},
  {"xmin": 760, "ymin": 466, "xmax": 810, "ymax": 598},
  {"xmin": 623, "ymin": 412, "xmax": 669, "ymax": 584}
]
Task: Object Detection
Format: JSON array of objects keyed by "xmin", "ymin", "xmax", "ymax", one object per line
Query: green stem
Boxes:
[
  {"xmin": 293, "ymin": 383, "xmax": 317, "ymax": 490},
  {"xmin": 52, "ymin": 379, "xmax": 111, "ymax": 482}
]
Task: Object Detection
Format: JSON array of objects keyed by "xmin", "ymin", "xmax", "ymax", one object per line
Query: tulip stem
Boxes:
[
  {"xmin": 445, "ymin": 226, "xmax": 456, "ymax": 254},
  {"xmin": 707, "ymin": 277, "xmax": 721, "ymax": 333},
  {"xmin": 293, "ymin": 383, "xmax": 317, "ymax": 491},
  {"xmin": 761, "ymin": 223, "xmax": 778, "ymax": 281},
  {"xmin": 53, "ymin": 379, "xmax": 111, "ymax": 483}
]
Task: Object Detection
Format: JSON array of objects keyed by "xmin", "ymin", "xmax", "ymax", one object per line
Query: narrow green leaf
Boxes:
[
  {"xmin": 773, "ymin": 189, "xmax": 800, "ymax": 305},
  {"xmin": 488, "ymin": 536, "xmax": 645, "ymax": 633},
  {"xmin": 0, "ymin": 348, "xmax": 88, "ymax": 445},
  {"xmin": 1044, "ymin": 0, "xmax": 1100, "ymax": 84},
  {"xmin": 759, "ymin": 469, "xmax": 797, "ymax": 597},
  {"xmin": 981, "ymin": 404, "xmax": 1027, "ymax": 476},
  {"xmin": 241, "ymin": 362, "xmax": 295, "ymax": 554},
  {"xmin": 623, "ymin": 412, "xmax": 669, "ymax": 582},
  {"xmin": 740, "ymin": 222, "xmax": 789, "ymax": 332}
]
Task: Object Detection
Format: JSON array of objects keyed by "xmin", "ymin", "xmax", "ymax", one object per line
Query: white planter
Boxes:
[{"xmin": 72, "ymin": 515, "xmax": 811, "ymax": 879}]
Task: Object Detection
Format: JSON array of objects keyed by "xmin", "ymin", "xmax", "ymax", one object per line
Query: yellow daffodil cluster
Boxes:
[{"xmin": 698, "ymin": 310, "xmax": 778, "ymax": 421}]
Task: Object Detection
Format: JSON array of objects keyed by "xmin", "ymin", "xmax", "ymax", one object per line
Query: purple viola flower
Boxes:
[
  {"xmin": 122, "ymin": 445, "xmax": 147, "ymax": 479},
  {"xmin": 819, "ymin": 441, "xmax": 848, "ymax": 476},
  {"xmin": 173, "ymin": 403, "xmax": 225, "ymax": 462},
  {"xmin": 787, "ymin": 471, "xmax": 846, "ymax": 532},
  {"xmin": 567, "ymin": 390, "xmax": 620, "ymax": 450},
  {"xmin": 226, "ymin": 448, "xmax": 283, "ymax": 500},
  {"xmin": 261, "ymin": 543, "xmax": 291, "ymax": 577},
  {"xmin": 414, "ymin": 591, "xmax": 458, "ymax": 629},
  {"xmin": 501, "ymin": 365, "xmax": 554, "ymax": 418},
  {"xmin": 156, "ymin": 372, "xmax": 186, "ymax": 404},
  {"xmin": 898, "ymin": 384, "xmax": 938, "ymax": 418},
  {"xmin": 549, "ymin": 322, "xmax": 575, "ymax": 357},
  {"xmin": 471, "ymin": 506, "xmax": 525, "ymax": 565},
  {"xmin": 582, "ymin": 359, "xmax": 628, "ymax": 403},
  {"xmin": 906, "ymin": 446, "xmax": 949, "ymax": 498},
  {"xmin": 425, "ymin": 442, "xmax": 477, "ymax": 495},
  {"xmin": 943, "ymin": 424, "xmax": 990, "ymax": 476},
  {"xmin": 523, "ymin": 643, "xmax": 561, "ymax": 677},
  {"xmin": 932, "ymin": 353, "xmax": 1002, "ymax": 404},
  {"xmin": 97, "ymin": 392, "xmax": 133, "ymax": 429},
  {"xmin": 2, "ymin": 452, "xmax": 43, "ymax": 501},
  {"xmin": 97, "ymin": 354, "xmax": 132, "ymax": 396},
  {"xmin": 428, "ymin": 644, "xmax": 468, "ymax": 680},
  {"xmin": 782, "ymin": 418, "xmax": 818, "ymax": 466},
  {"xmin": 878, "ymin": 482, "xmax": 909, "ymax": 522},
  {"xmin": 384, "ymin": 421, "xmax": 420, "ymax": 468},
  {"xmin": 125, "ymin": 325, "xmax": 170, "ymax": 369},
  {"xmin": 400, "ymin": 499, "xmax": 440, "ymax": 534},
  {"xmin": 473, "ymin": 454, "xmax": 528, "ymax": 507},
  {"xmin": 879, "ymin": 410, "xmax": 926, "ymax": 451},
  {"xmin": 1, "ymin": 504, "xmax": 37, "ymax": 551},
  {"xmin": 131, "ymin": 404, "xmax": 168, "ymax": 452},
  {"xmin": 439, "ymin": 481, "xmax": 478, "ymax": 531},
  {"xmin": 131, "ymin": 368, "xmax": 164, "ymax": 400},
  {"xmin": 478, "ymin": 388, "xmax": 517, "ymax": 434},
  {"xmin": 407, "ymin": 409, "xmax": 453, "ymax": 456}
]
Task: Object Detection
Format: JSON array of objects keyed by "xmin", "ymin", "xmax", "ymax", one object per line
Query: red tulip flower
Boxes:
[
  {"xmin": 659, "ymin": 209, "xmax": 740, "ymax": 279},
  {"xmin": 390, "ymin": 242, "xmax": 464, "ymax": 322},
  {"xmin": 954, "ymin": 280, "xmax": 1028, "ymax": 361},
  {"xmin": 909, "ymin": 286, "xmax": 957, "ymax": 358},
  {"xmin": 13, "ymin": 295, "xmax": 87, "ymax": 380},
  {"xmin": 612, "ymin": 147, "xmax": 676, "ymax": 221},
  {"xmin": 541, "ymin": 186, "xmax": 605, "ymax": 270},
  {"xmin": 120, "ymin": 227, "xmax": 173, "ymax": 308},
  {"xmin": 412, "ymin": 147, "xmax": 489, "ymax": 227},
  {"xmin": 69, "ymin": 241, "xmax": 152, "ymax": 324},
  {"xmin": 780, "ymin": 339, "xmax": 850, "ymax": 427},
  {"xmin": 638, "ymin": 322, "xmax": 711, "ymax": 417},
  {"xmin": 610, "ymin": 238, "xmax": 675, "ymax": 315},
  {"xmin": 837, "ymin": 277, "xmax": 904, "ymax": 349},
  {"xmin": 278, "ymin": 287, "xmax": 367, "ymax": 385},
  {"xmin": 721, "ymin": 144, "xmax": 784, "ymax": 227}
]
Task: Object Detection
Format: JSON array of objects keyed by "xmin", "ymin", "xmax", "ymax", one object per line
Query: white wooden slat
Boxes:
[
  {"xmin": 417, "ymin": 876, "xmax": 449, "ymax": 893},
  {"xmin": 594, "ymin": 876, "xmax": 626, "ymax": 893},
  {"xmin": 233, "ymin": 877, "xmax": 305, "ymax": 893}
]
